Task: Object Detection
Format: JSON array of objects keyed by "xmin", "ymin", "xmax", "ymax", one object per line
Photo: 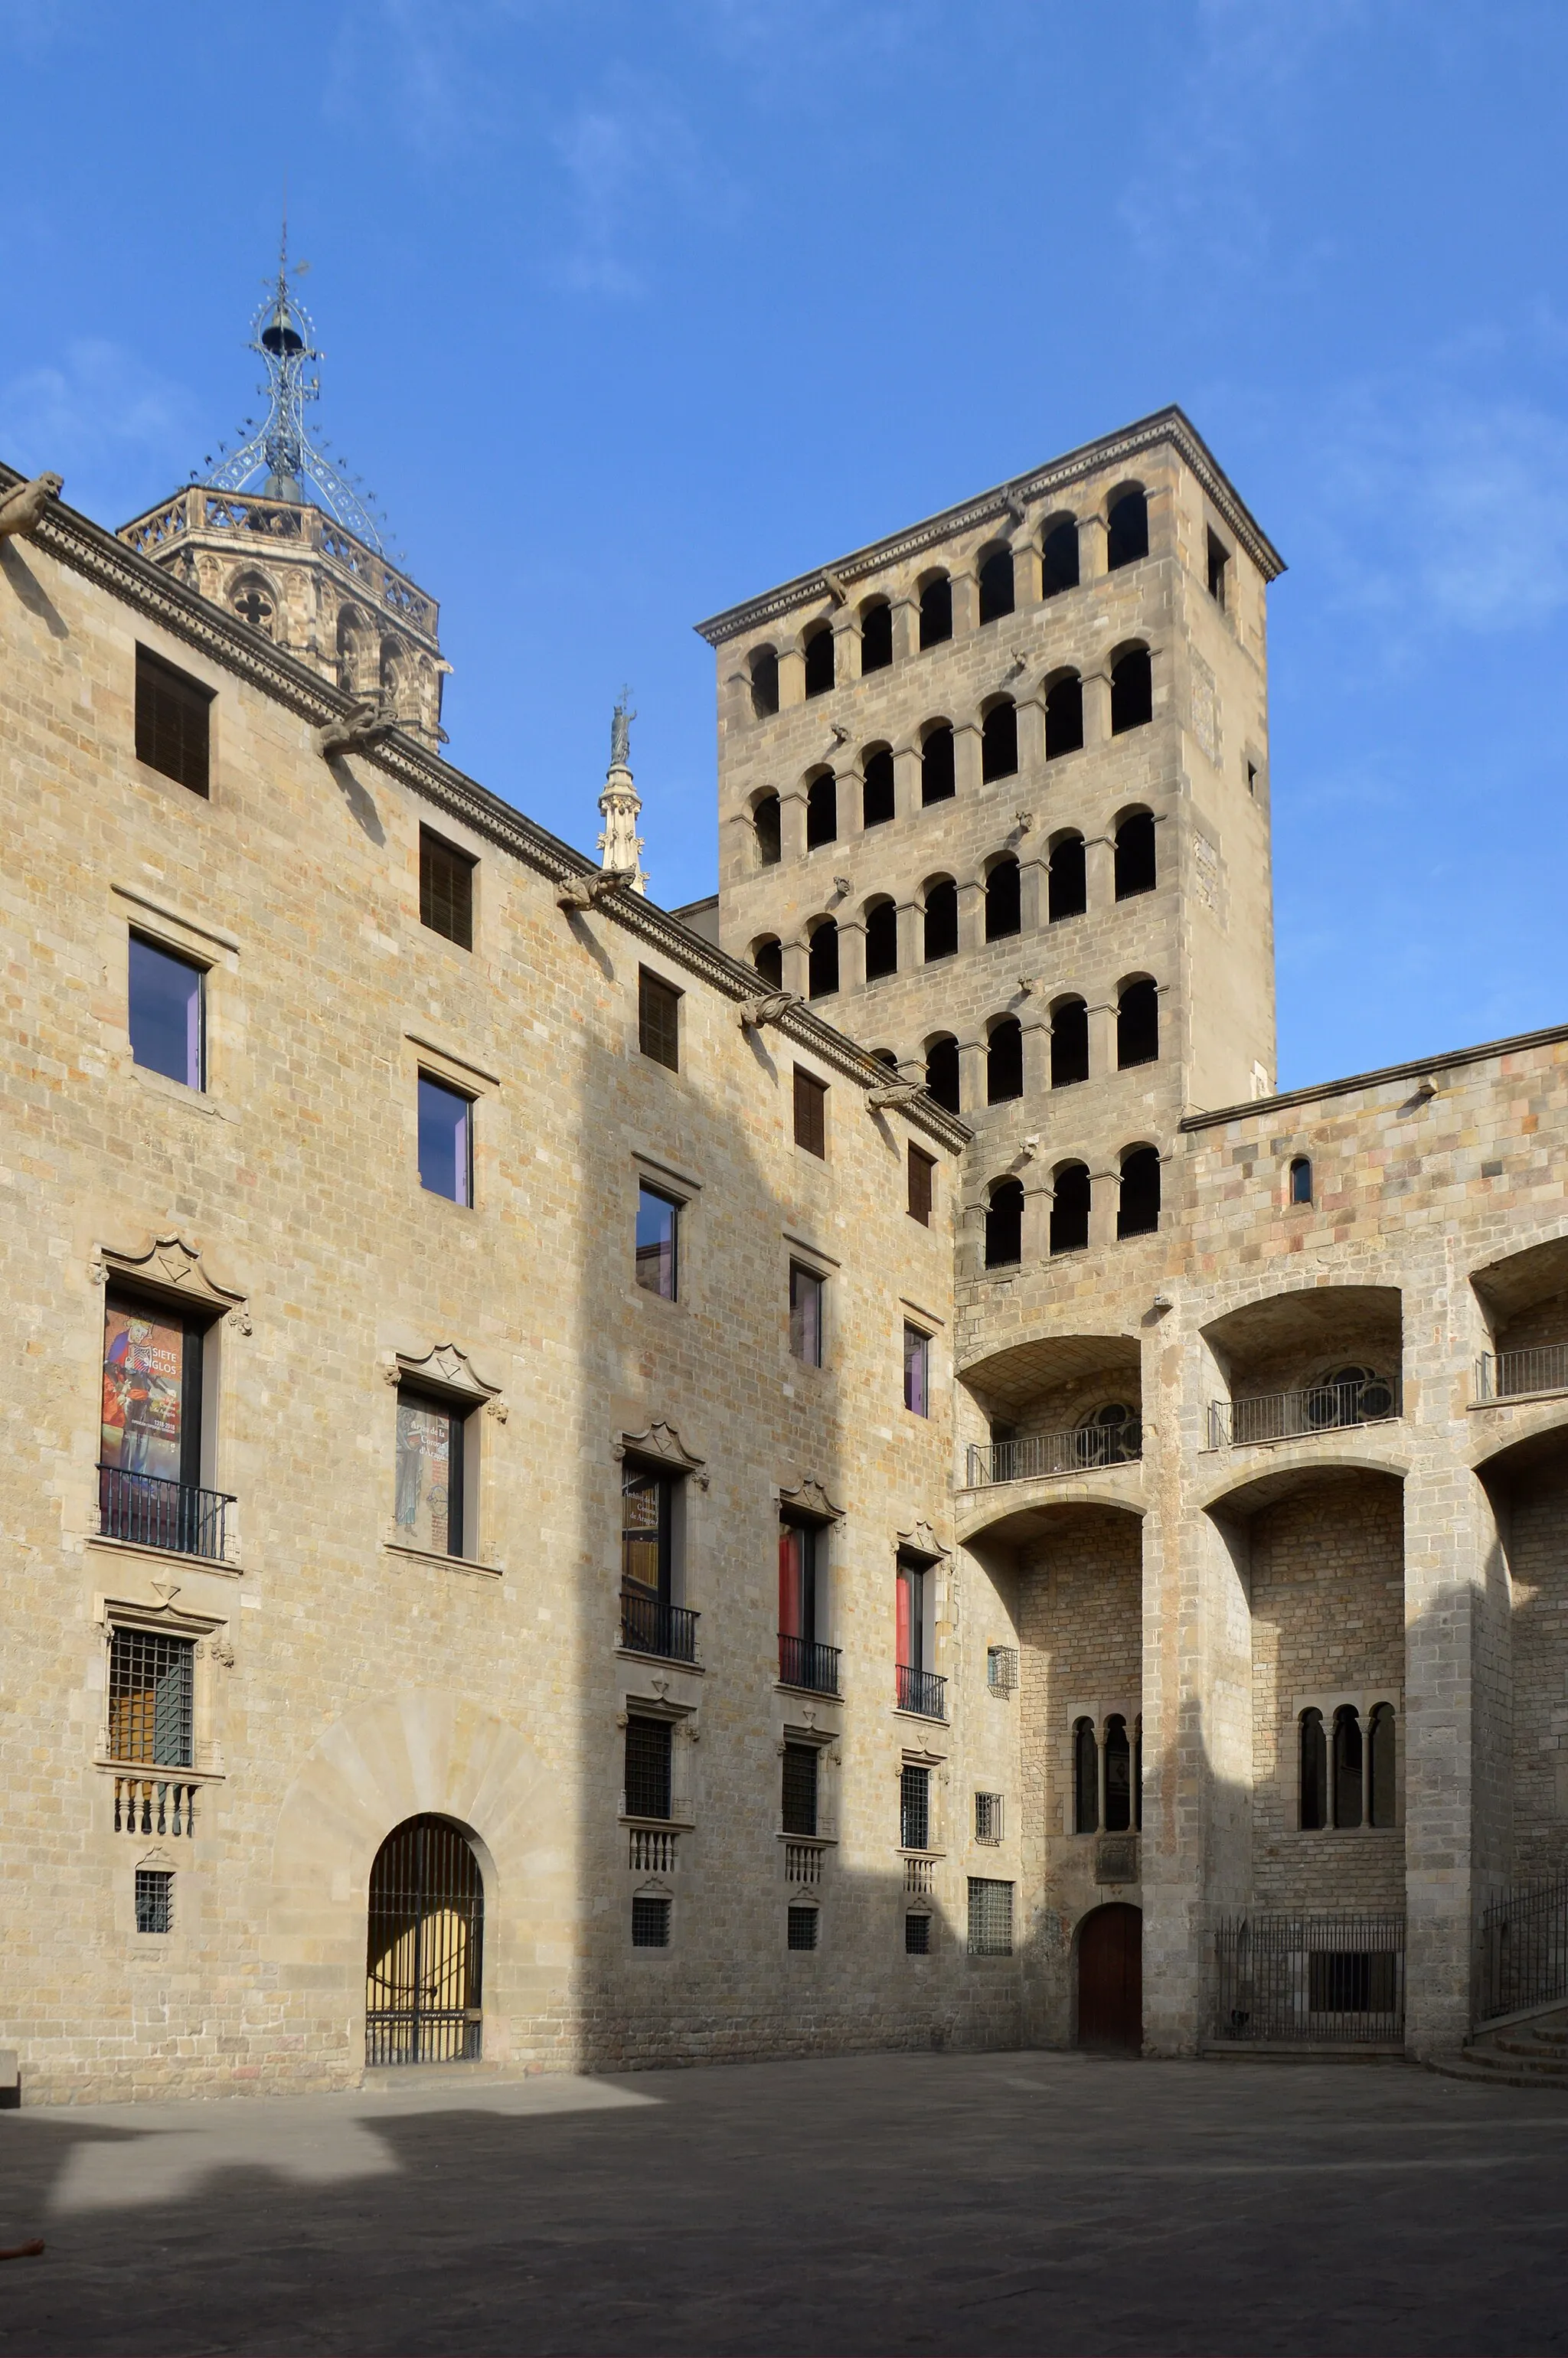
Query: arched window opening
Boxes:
[
  {"xmin": 919, "ymin": 574, "xmax": 952, "ymax": 648},
  {"xmin": 1041, "ymin": 518, "xmax": 1080, "ymax": 598},
  {"xmin": 337, "ymin": 606, "xmax": 371, "ymax": 694},
  {"xmin": 920, "ymin": 723, "xmax": 956, "ymax": 806},
  {"xmin": 1117, "ymin": 979, "xmax": 1159, "ymax": 1069},
  {"xmin": 978, "ymin": 547, "xmax": 1014, "ymax": 624},
  {"xmin": 230, "ymin": 573, "xmax": 276, "ymax": 637},
  {"xmin": 1050, "ymin": 998, "xmax": 1089, "ymax": 1089},
  {"xmin": 1289, "ymin": 1155, "xmax": 1313, "ymax": 1206},
  {"xmin": 1106, "ymin": 487, "xmax": 1148, "ymax": 570},
  {"xmin": 860, "ymin": 599, "xmax": 893, "ymax": 674},
  {"xmin": 987, "ymin": 1018, "xmax": 1024, "ymax": 1105},
  {"xmin": 753, "ymin": 792, "xmax": 782, "ymax": 867},
  {"xmin": 1073, "ymin": 1717, "xmax": 1099, "ymax": 1834},
  {"xmin": 1110, "ymin": 648, "xmax": 1153, "ymax": 734},
  {"xmin": 1048, "ymin": 834, "xmax": 1086, "ymax": 922},
  {"xmin": 807, "ymin": 919, "xmax": 839, "ymax": 999},
  {"xmin": 1368, "ymin": 1703, "xmax": 1396, "ymax": 1828},
  {"xmin": 752, "ymin": 937, "xmax": 782, "ymax": 990},
  {"xmin": 1117, "ymin": 1145, "xmax": 1161, "ymax": 1238},
  {"xmin": 750, "ymin": 648, "xmax": 779, "ymax": 718},
  {"xmin": 926, "ymin": 1035, "xmax": 960, "ymax": 1114},
  {"xmin": 1332, "ymin": 1705, "xmax": 1363, "ymax": 1831},
  {"xmin": 1045, "ymin": 673, "xmax": 1083, "ymax": 759},
  {"xmin": 864, "ymin": 900, "xmax": 898, "ymax": 982},
  {"xmin": 381, "ymin": 637, "xmax": 411, "ymax": 715},
  {"xmin": 1299, "ymin": 1710, "xmax": 1328, "ymax": 1831},
  {"xmin": 803, "ymin": 625, "xmax": 835, "ymax": 698},
  {"xmin": 1103, "ymin": 1716, "xmax": 1132, "ymax": 1832},
  {"xmin": 985, "ymin": 1178, "xmax": 1024, "ymax": 1269},
  {"xmin": 805, "ymin": 771, "xmax": 838, "ymax": 848},
  {"xmin": 923, "ymin": 880, "xmax": 959, "ymax": 962},
  {"xmin": 985, "ymin": 857, "xmax": 1021, "ymax": 940},
  {"xmin": 862, "ymin": 747, "xmax": 895, "ymax": 828},
  {"xmin": 982, "ymin": 701, "xmax": 1018, "ymax": 782},
  {"xmin": 1050, "ymin": 1162, "xmax": 1090, "ymax": 1255},
  {"xmin": 872, "ymin": 1047, "xmax": 899, "ymax": 1068},
  {"xmin": 1114, "ymin": 811, "xmax": 1156, "ymax": 898},
  {"xmin": 365, "ymin": 1814, "xmax": 484, "ymax": 2066}
]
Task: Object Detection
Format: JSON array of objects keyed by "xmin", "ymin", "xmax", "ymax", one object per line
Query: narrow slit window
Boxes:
[
  {"xmin": 638, "ymin": 969, "xmax": 681, "ymax": 1071},
  {"xmin": 782, "ymin": 1742, "xmax": 819, "ymax": 1837},
  {"xmin": 417, "ymin": 1075, "xmax": 473, "ymax": 1205},
  {"xmin": 861, "ymin": 748, "xmax": 895, "ymax": 828},
  {"xmin": 635, "ymin": 1184, "xmax": 680, "ymax": 1299},
  {"xmin": 860, "ymin": 603, "xmax": 893, "ymax": 673},
  {"xmin": 793, "ymin": 1068, "xmax": 827, "ymax": 1158},
  {"xmin": 903, "ymin": 1324, "xmax": 930, "ymax": 1417},
  {"xmin": 135, "ymin": 645, "xmax": 212, "ymax": 796},
  {"xmin": 1289, "ymin": 1156, "xmax": 1313, "ymax": 1206},
  {"xmin": 419, "ymin": 829, "xmax": 475, "ymax": 949},
  {"xmin": 907, "ymin": 1147, "xmax": 934, "ymax": 1226},
  {"xmin": 789, "ymin": 1263, "xmax": 825, "ymax": 1367}
]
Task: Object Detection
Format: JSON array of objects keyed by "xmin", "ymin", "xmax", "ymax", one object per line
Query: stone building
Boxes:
[{"xmin": 0, "ymin": 369, "xmax": 1566, "ymax": 2101}]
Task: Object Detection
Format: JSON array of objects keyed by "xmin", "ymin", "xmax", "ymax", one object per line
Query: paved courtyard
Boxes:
[{"xmin": 1, "ymin": 2050, "xmax": 1566, "ymax": 2356}]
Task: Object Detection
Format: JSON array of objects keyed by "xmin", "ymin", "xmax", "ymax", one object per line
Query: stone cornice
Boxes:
[
  {"xmin": 1, "ymin": 463, "xmax": 969, "ymax": 1158},
  {"xmin": 1181, "ymin": 1021, "xmax": 1568, "ymax": 1135},
  {"xmin": 691, "ymin": 406, "xmax": 1286, "ymax": 648}
]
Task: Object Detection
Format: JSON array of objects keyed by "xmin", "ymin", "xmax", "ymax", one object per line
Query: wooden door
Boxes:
[{"xmin": 1076, "ymin": 1902, "xmax": 1142, "ymax": 2052}]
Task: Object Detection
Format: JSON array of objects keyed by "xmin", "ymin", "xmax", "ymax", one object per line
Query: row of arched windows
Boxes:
[
  {"xmin": 903, "ymin": 984, "xmax": 1160, "ymax": 1109},
  {"xmin": 747, "ymin": 485, "xmax": 1156, "ymax": 717},
  {"xmin": 1300, "ymin": 1704, "xmax": 1396, "ymax": 1830},
  {"xmin": 1073, "ymin": 1712, "xmax": 1142, "ymax": 1834},
  {"xmin": 750, "ymin": 652, "xmax": 1154, "ymax": 864},
  {"xmin": 982, "ymin": 1148, "xmax": 1161, "ymax": 1266}
]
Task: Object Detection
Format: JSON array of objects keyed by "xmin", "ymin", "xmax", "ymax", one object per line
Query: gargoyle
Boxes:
[
  {"xmin": 0, "ymin": 472, "xmax": 64, "ymax": 541},
  {"xmin": 556, "ymin": 868, "xmax": 622, "ymax": 911},
  {"xmin": 737, "ymin": 990, "xmax": 800, "ymax": 1030},
  {"xmin": 867, "ymin": 1082, "xmax": 925, "ymax": 1112},
  {"xmin": 314, "ymin": 701, "xmax": 397, "ymax": 759}
]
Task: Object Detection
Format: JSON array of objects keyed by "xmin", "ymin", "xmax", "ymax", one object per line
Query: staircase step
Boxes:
[{"xmin": 1433, "ymin": 2054, "xmax": 1568, "ymax": 2090}]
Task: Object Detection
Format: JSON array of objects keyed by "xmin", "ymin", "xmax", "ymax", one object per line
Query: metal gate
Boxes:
[
  {"xmin": 1213, "ymin": 1912, "xmax": 1405, "ymax": 2044},
  {"xmin": 365, "ymin": 1815, "xmax": 484, "ymax": 2066}
]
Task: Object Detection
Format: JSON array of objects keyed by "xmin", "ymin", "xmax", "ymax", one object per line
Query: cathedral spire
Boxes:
[{"xmin": 597, "ymin": 690, "xmax": 647, "ymax": 894}]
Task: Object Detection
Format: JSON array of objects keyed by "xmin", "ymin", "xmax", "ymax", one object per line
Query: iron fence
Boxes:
[
  {"xmin": 365, "ymin": 1815, "xmax": 484, "ymax": 2067},
  {"xmin": 1475, "ymin": 1344, "xmax": 1568, "ymax": 1403},
  {"xmin": 778, "ymin": 1635, "xmax": 841, "ymax": 1694},
  {"xmin": 99, "ymin": 1465, "xmax": 234, "ymax": 1562},
  {"xmin": 1213, "ymin": 1912, "xmax": 1406, "ymax": 2043},
  {"xmin": 966, "ymin": 1422, "xmax": 1142, "ymax": 1488},
  {"xmin": 1207, "ymin": 1376, "xmax": 1400, "ymax": 1451},
  {"xmin": 1478, "ymin": 1876, "xmax": 1568, "ymax": 2021},
  {"xmin": 897, "ymin": 1664, "xmax": 947, "ymax": 1720},
  {"xmin": 619, "ymin": 1589, "xmax": 700, "ymax": 1663}
]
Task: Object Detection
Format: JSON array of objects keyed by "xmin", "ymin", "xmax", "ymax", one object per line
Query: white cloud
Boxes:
[
  {"xmin": 547, "ymin": 70, "xmax": 716, "ymax": 299},
  {"xmin": 0, "ymin": 340, "xmax": 198, "ymax": 513}
]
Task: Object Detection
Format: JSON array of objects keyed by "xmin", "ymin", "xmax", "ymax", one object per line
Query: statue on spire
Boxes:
[
  {"xmin": 609, "ymin": 687, "xmax": 635, "ymax": 772},
  {"xmin": 597, "ymin": 687, "xmax": 647, "ymax": 894}
]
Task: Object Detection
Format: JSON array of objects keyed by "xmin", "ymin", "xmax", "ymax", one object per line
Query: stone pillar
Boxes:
[
  {"xmin": 892, "ymin": 744, "xmax": 921, "ymax": 824},
  {"xmin": 778, "ymin": 789, "xmax": 808, "ymax": 866},
  {"xmin": 957, "ymin": 1037, "xmax": 986, "ymax": 1113},
  {"xmin": 1081, "ymin": 513, "xmax": 1109, "ymax": 581},
  {"xmin": 1088, "ymin": 998, "xmax": 1116, "ymax": 1082},
  {"xmin": 950, "ymin": 570, "xmax": 978, "ymax": 638},
  {"xmin": 895, "ymin": 900, "xmax": 921, "ymax": 980},
  {"xmin": 1021, "ymin": 1170, "xmax": 1050, "ymax": 1263},
  {"xmin": 838, "ymin": 916, "xmax": 866, "ymax": 996},
  {"xmin": 838, "ymin": 766, "xmax": 864, "ymax": 843},
  {"xmin": 1089, "ymin": 1162, "xmax": 1118, "ymax": 1249},
  {"xmin": 891, "ymin": 596, "xmax": 918, "ymax": 665},
  {"xmin": 779, "ymin": 936, "xmax": 809, "ymax": 998},
  {"xmin": 1016, "ymin": 695, "xmax": 1046, "ymax": 778},
  {"xmin": 1012, "ymin": 542, "xmax": 1040, "ymax": 612},
  {"xmin": 1021, "ymin": 1012, "xmax": 1050, "ymax": 1105},
  {"xmin": 956, "ymin": 879, "xmax": 985, "ymax": 955},
  {"xmin": 1018, "ymin": 853, "xmax": 1045, "ymax": 936},
  {"xmin": 1085, "ymin": 831, "xmax": 1115, "ymax": 913},
  {"xmin": 1083, "ymin": 669, "xmax": 1112, "ymax": 749},
  {"xmin": 777, "ymin": 646, "xmax": 805, "ymax": 709},
  {"xmin": 954, "ymin": 721, "xmax": 983, "ymax": 802}
]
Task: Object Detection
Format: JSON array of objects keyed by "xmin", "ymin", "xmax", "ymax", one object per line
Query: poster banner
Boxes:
[
  {"xmin": 101, "ymin": 1305, "xmax": 184, "ymax": 1484},
  {"xmin": 396, "ymin": 1399, "xmax": 453, "ymax": 1555}
]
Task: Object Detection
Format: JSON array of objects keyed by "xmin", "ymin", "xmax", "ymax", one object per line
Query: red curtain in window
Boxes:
[
  {"xmin": 779, "ymin": 1527, "xmax": 802, "ymax": 1638},
  {"xmin": 896, "ymin": 1567, "xmax": 913, "ymax": 1667}
]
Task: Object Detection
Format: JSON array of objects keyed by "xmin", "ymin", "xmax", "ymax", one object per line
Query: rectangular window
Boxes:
[
  {"xmin": 1206, "ymin": 528, "xmax": 1230, "ymax": 607},
  {"xmin": 135, "ymin": 1868, "xmax": 174, "ymax": 1935},
  {"xmin": 394, "ymin": 1390, "xmax": 466, "ymax": 1557},
  {"xmin": 638, "ymin": 970, "xmax": 681, "ymax": 1071},
  {"xmin": 778, "ymin": 1520, "xmax": 819, "ymax": 1648},
  {"xmin": 635, "ymin": 1184, "xmax": 679, "ymax": 1299},
  {"xmin": 905, "ymin": 1912, "xmax": 931, "ymax": 1955},
  {"xmin": 975, "ymin": 1792, "xmax": 1005, "ymax": 1844},
  {"xmin": 789, "ymin": 1263, "xmax": 824, "ymax": 1366},
  {"xmin": 793, "ymin": 1067, "xmax": 827, "ymax": 1158},
  {"xmin": 419, "ymin": 828, "xmax": 475, "ymax": 949},
  {"xmin": 907, "ymin": 1147, "xmax": 934, "ymax": 1226},
  {"xmin": 108, "ymin": 1628, "xmax": 194, "ymax": 1767},
  {"xmin": 781, "ymin": 1742, "xmax": 819, "ymax": 1837},
  {"xmin": 417, "ymin": 1074, "xmax": 472, "ymax": 1204},
  {"xmin": 903, "ymin": 1325, "xmax": 930, "ymax": 1417},
  {"xmin": 968, "ymin": 1876, "xmax": 1014, "ymax": 1956},
  {"xmin": 632, "ymin": 1894, "xmax": 671, "ymax": 1948},
  {"xmin": 621, "ymin": 1465, "xmax": 671, "ymax": 1600},
  {"xmin": 900, "ymin": 1764, "xmax": 931, "ymax": 1852},
  {"xmin": 787, "ymin": 1904, "xmax": 819, "ymax": 1951},
  {"xmin": 129, "ymin": 934, "xmax": 204, "ymax": 1090},
  {"xmin": 101, "ymin": 1297, "xmax": 201, "ymax": 1494},
  {"xmin": 897, "ymin": 1558, "xmax": 926, "ymax": 1677},
  {"xmin": 624, "ymin": 1716, "xmax": 673, "ymax": 1820},
  {"xmin": 135, "ymin": 645, "xmax": 211, "ymax": 796}
]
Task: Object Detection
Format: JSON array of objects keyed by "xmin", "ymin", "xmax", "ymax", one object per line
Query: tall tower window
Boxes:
[
  {"xmin": 1048, "ymin": 834, "xmax": 1086, "ymax": 920},
  {"xmin": 864, "ymin": 900, "xmax": 898, "ymax": 982},
  {"xmin": 923, "ymin": 881, "xmax": 959, "ymax": 962},
  {"xmin": 1110, "ymin": 648, "xmax": 1153, "ymax": 734},
  {"xmin": 860, "ymin": 600, "xmax": 893, "ymax": 674},
  {"xmin": 1106, "ymin": 486, "xmax": 1148, "ymax": 570},
  {"xmin": 985, "ymin": 857, "xmax": 1021, "ymax": 940},
  {"xmin": 1050, "ymin": 999, "xmax": 1089, "ymax": 1089},
  {"xmin": 977, "ymin": 547, "xmax": 1014, "ymax": 624},
  {"xmin": 1040, "ymin": 518, "xmax": 1080, "ymax": 597},
  {"xmin": 926, "ymin": 1036, "xmax": 960, "ymax": 1114},
  {"xmin": 921, "ymin": 724, "xmax": 956, "ymax": 805},
  {"xmin": 1114, "ymin": 812, "xmax": 1157, "ymax": 898},
  {"xmin": 803, "ymin": 625, "xmax": 835, "ymax": 697},
  {"xmin": 919, "ymin": 575, "xmax": 952, "ymax": 648},
  {"xmin": 805, "ymin": 772, "xmax": 838, "ymax": 848},
  {"xmin": 981, "ymin": 701, "xmax": 1018, "ymax": 782},
  {"xmin": 750, "ymin": 648, "xmax": 779, "ymax": 717},
  {"xmin": 861, "ymin": 748, "xmax": 895, "ymax": 828},
  {"xmin": 1044, "ymin": 674, "xmax": 1083, "ymax": 759}
]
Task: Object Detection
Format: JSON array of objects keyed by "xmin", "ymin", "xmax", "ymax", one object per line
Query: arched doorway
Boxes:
[
  {"xmin": 1076, "ymin": 1902, "xmax": 1142, "ymax": 2053},
  {"xmin": 365, "ymin": 1814, "xmax": 484, "ymax": 2066}
]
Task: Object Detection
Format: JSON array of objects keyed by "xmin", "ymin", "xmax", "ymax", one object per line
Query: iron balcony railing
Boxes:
[
  {"xmin": 98, "ymin": 1465, "xmax": 234, "ymax": 1562},
  {"xmin": 966, "ymin": 1422, "xmax": 1142, "ymax": 1488},
  {"xmin": 1475, "ymin": 1344, "xmax": 1568, "ymax": 1403},
  {"xmin": 1207, "ymin": 1375, "xmax": 1400, "ymax": 1451},
  {"xmin": 1213, "ymin": 1912, "xmax": 1406, "ymax": 2044},
  {"xmin": 897, "ymin": 1664, "xmax": 947, "ymax": 1720},
  {"xmin": 619, "ymin": 1589, "xmax": 700, "ymax": 1664},
  {"xmin": 779, "ymin": 1635, "xmax": 841, "ymax": 1695},
  {"xmin": 1478, "ymin": 1876, "xmax": 1568, "ymax": 2021}
]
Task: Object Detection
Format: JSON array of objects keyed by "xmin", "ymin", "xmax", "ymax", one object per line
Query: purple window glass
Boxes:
[
  {"xmin": 417, "ymin": 1075, "xmax": 472, "ymax": 1205},
  {"xmin": 128, "ymin": 935, "xmax": 204, "ymax": 1089},
  {"xmin": 903, "ymin": 1324, "xmax": 929, "ymax": 1417}
]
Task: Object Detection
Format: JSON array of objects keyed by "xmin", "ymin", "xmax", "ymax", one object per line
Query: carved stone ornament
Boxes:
[
  {"xmin": 136, "ymin": 1845, "xmax": 175, "ymax": 1871},
  {"xmin": 95, "ymin": 1235, "xmax": 246, "ymax": 1316},
  {"xmin": 1096, "ymin": 1834, "xmax": 1138, "ymax": 1888},
  {"xmin": 388, "ymin": 1343, "xmax": 501, "ymax": 1407},
  {"xmin": 896, "ymin": 1518, "xmax": 950, "ymax": 1563},
  {"xmin": 778, "ymin": 1474, "xmax": 844, "ymax": 1522},
  {"xmin": 737, "ymin": 990, "xmax": 800, "ymax": 1031},
  {"xmin": 613, "ymin": 1420, "xmax": 709, "ymax": 1488}
]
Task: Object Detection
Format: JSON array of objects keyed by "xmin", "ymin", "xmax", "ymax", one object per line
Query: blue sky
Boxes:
[{"xmin": 4, "ymin": 0, "xmax": 1565, "ymax": 1089}]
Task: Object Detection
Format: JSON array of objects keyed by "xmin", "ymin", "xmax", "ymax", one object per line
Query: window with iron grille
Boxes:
[
  {"xmin": 793, "ymin": 1068, "xmax": 827, "ymax": 1158},
  {"xmin": 135, "ymin": 645, "xmax": 212, "ymax": 796},
  {"xmin": 638, "ymin": 970, "xmax": 681, "ymax": 1071},
  {"xmin": 975, "ymin": 1791, "xmax": 1005, "ymax": 1844},
  {"xmin": 632, "ymin": 1895, "xmax": 671, "ymax": 1949},
  {"xmin": 419, "ymin": 828, "xmax": 475, "ymax": 949},
  {"xmin": 968, "ymin": 1876, "xmax": 1014, "ymax": 1955},
  {"xmin": 900, "ymin": 1763, "xmax": 930, "ymax": 1852},
  {"xmin": 135, "ymin": 1868, "xmax": 173, "ymax": 1935},
  {"xmin": 987, "ymin": 1645, "xmax": 1019, "ymax": 1696},
  {"xmin": 787, "ymin": 1904, "xmax": 818, "ymax": 1951},
  {"xmin": 782, "ymin": 1742, "xmax": 819, "ymax": 1837},
  {"xmin": 624, "ymin": 1716, "xmax": 673, "ymax": 1820},
  {"xmin": 108, "ymin": 1629, "xmax": 194, "ymax": 1766},
  {"xmin": 905, "ymin": 1912, "xmax": 931, "ymax": 1955},
  {"xmin": 907, "ymin": 1146, "xmax": 934, "ymax": 1226}
]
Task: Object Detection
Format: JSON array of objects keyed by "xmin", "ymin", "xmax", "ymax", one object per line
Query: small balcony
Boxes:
[
  {"xmin": 779, "ymin": 1634, "xmax": 841, "ymax": 1695},
  {"xmin": 619, "ymin": 1589, "xmax": 700, "ymax": 1664},
  {"xmin": 98, "ymin": 1465, "xmax": 234, "ymax": 1563},
  {"xmin": 1207, "ymin": 1373, "xmax": 1400, "ymax": 1451},
  {"xmin": 966, "ymin": 1417, "xmax": 1142, "ymax": 1488},
  {"xmin": 1476, "ymin": 1344, "xmax": 1568, "ymax": 1403},
  {"xmin": 897, "ymin": 1664, "xmax": 947, "ymax": 1720}
]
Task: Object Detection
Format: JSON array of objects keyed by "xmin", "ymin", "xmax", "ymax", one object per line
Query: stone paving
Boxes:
[{"xmin": 2, "ymin": 2050, "xmax": 1566, "ymax": 2356}]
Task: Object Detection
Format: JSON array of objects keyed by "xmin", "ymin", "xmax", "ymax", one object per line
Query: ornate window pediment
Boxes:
[
  {"xmin": 93, "ymin": 1235, "xmax": 247, "ymax": 1323},
  {"xmin": 779, "ymin": 1473, "xmax": 844, "ymax": 1522},
  {"xmin": 896, "ymin": 1517, "xmax": 949, "ymax": 1562},
  {"xmin": 615, "ymin": 1419, "xmax": 708, "ymax": 1487},
  {"xmin": 384, "ymin": 1344, "xmax": 505, "ymax": 1417}
]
